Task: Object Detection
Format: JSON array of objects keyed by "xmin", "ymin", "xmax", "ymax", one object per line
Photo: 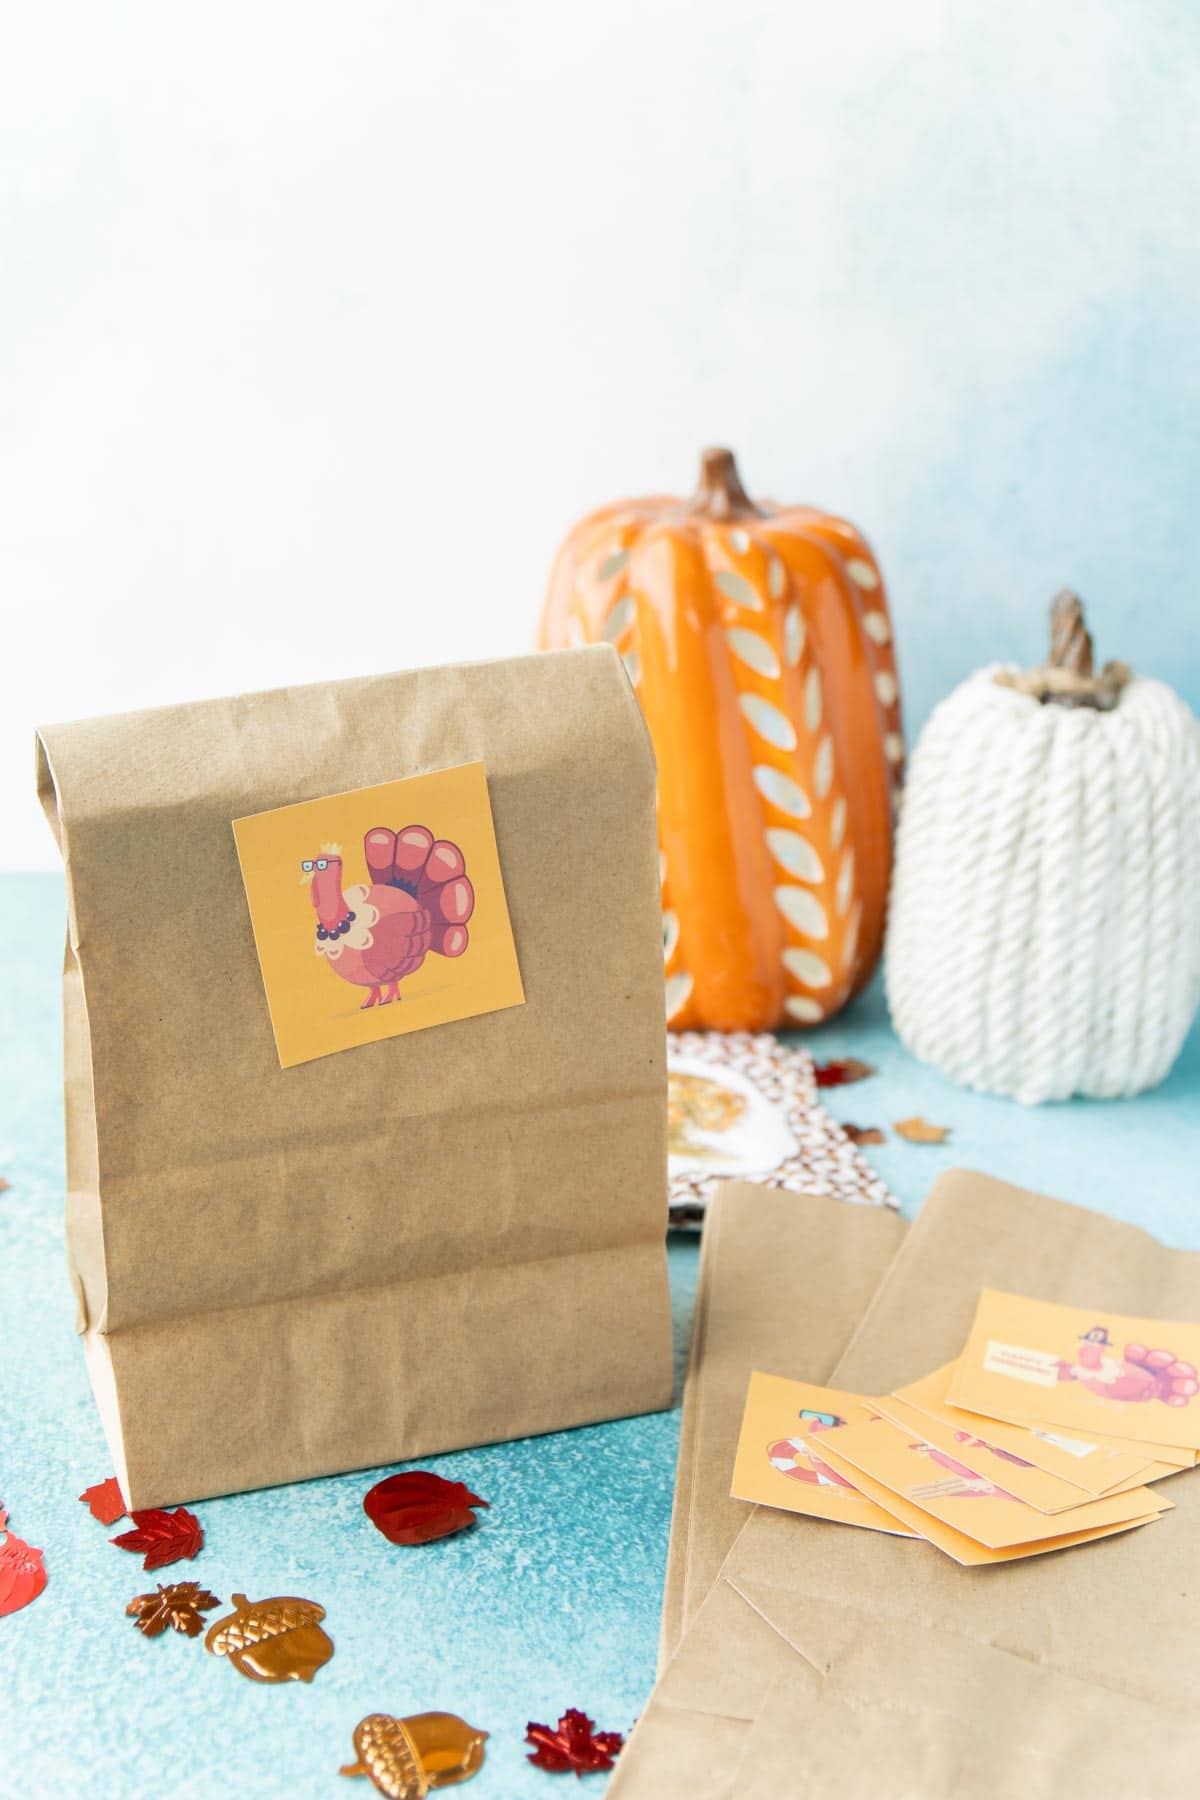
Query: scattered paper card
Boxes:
[
  {"xmin": 889, "ymin": 1363, "xmax": 1167, "ymax": 1503},
  {"xmin": 949, "ymin": 1289, "xmax": 1200, "ymax": 1452},
  {"xmin": 730, "ymin": 1374, "xmax": 915, "ymax": 1537},
  {"xmin": 233, "ymin": 762, "xmax": 524, "ymax": 1068}
]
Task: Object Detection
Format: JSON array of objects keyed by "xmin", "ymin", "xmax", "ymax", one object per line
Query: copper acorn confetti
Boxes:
[
  {"xmin": 127, "ymin": 1580, "xmax": 220, "ymax": 1638},
  {"xmin": 340, "ymin": 1711, "xmax": 488, "ymax": 1796},
  {"xmin": 842, "ymin": 1124, "xmax": 886, "ymax": 1146},
  {"xmin": 0, "ymin": 1505, "xmax": 47, "ymax": 1618},
  {"xmin": 204, "ymin": 1592, "xmax": 333, "ymax": 1683},
  {"xmin": 111, "ymin": 1506, "xmax": 203, "ymax": 1570},
  {"xmin": 363, "ymin": 1471, "xmax": 489, "ymax": 1546},
  {"xmin": 80, "ymin": 1477, "xmax": 127, "ymax": 1526},
  {"xmin": 526, "ymin": 1708, "xmax": 624, "ymax": 1777}
]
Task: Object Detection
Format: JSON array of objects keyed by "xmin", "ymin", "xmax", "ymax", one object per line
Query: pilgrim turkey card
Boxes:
[
  {"xmin": 233, "ymin": 761, "xmax": 524, "ymax": 1067},
  {"xmin": 948, "ymin": 1289, "xmax": 1200, "ymax": 1453},
  {"xmin": 730, "ymin": 1374, "xmax": 916, "ymax": 1537}
]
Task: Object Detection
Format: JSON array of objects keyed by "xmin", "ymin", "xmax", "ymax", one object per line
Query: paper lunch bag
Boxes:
[{"xmin": 37, "ymin": 645, "xmax": 673, "ymax": 1508}]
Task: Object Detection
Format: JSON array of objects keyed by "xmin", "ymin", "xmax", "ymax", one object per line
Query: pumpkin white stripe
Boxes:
[
  {"xmin": 727, "ymin": 627, "xmax": 780, "ymax": 678},
  {"xmin": 768, "ymin": 555, "xmax": 786, "ymax": 600},
  {"xmin": 753, "ymin": 766, "xmax": 811, "ymax": 818},
  {"xmin": 740, "ymin": 694, "xmax": 797, "ymax": 751},
  {"xmin": 622, "ymin": 649, "xmax": 642, "ymax": 687},
  {"xmin": 847, "ymin": 558, "xmax": 879, "ymax": 589},
  {"xmin": 783, "ymin": 947, "xmax": 833, "ymax": 988},
  {"xmin": 729, "ymin": 527, "xmax": 751, "ymax": 555},
  {"xmin": 814, "ymin": 735, "xmax": 835, "ymax": 799},
  {"xmin": 784, "ymin": 605, "xmax": 805, "ymax": 666},
  {"xmin": 864, "ymin": 610, "xmax": 891, "ymax": 645},
  {"xmin": 603, "ymin": 596, "xmax": 636, "ymax": 641},
  {"xmin": 831, "ymin": 796, "xmax": 847, "ymax": 848},
  {"xmin": 766, "ymin": 829, "xmax": 824, "ymax": 882},
  {"xmin": 836, "ymin": 850, "xmax": 855, "ymax": 916},
  {"xmin": 875, "ymin": 671, "xmax": 897, "ymax": 706},
  {"xmin": 598, "ymin": 548, "xmax": 631, "ymax": 581},
  {"xmin": 775, "ymin": 885, "xmax": 829, "ymax": 939},
  {"xmin": 665, "ymin": 970, "xmax": 693, "ymax": 1021},
  {"xmin": 784, "ymin": 995, "xmax": 824, "ymax": 1023},
  {"xmin": 715, "ymin": 569, "xmax": 763, "ymax": 611},
  {"xmin": 804, "ymin": 667, "xmax": 822, "ymax": 732},
  {"xmin": 662, "ymin": 910, "xmax": 680, "ymax": 963},
  {"xmin": 885, "ymin": 732, "xmax": 904, "ymax": 763}
]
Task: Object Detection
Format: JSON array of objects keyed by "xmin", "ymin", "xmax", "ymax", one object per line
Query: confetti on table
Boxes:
[
  {"xmin": 814, "ymin": 1058, "xmax": 877, "ymax": 1088},
  {"xmin": 363, "ymin": 1470, "xmax": 489, "ymax": 1546},
  {"xmin": 0, "ymin": 1504, "xmax": 47, "ymax": 1617},
  {"xmin": 893, "ymin": 1115, "xmax": 951, "ymax": 1144},
  {"xmin": 80, "ymin": 1477, "xmax": 127, "ymax": 1526},
  {"xmin": 0, "ymin": 1177, "xmax": 9, "ymax": 1195},
  {"xmin": 205, "ymin": 1592, "xmax": 333, "ymax": 1684},
  {"xmin": 525, "ymin": 1708, "xmax": 624, "ymax": 1777},
  {"xmin": 111, "ymin": 1506, "xmax": 203, "ymax": 1571},
  {"xmin": 340, "ymin": 1710, "xmax": 488, "ymax": 1795},
  {"xmin": 842, "ymin": 1124, "xmax": 886, "ymax": 1146},
  {"xmin": 127, "ymin": 1580, "xmax": 220, "ymax": 1638}
]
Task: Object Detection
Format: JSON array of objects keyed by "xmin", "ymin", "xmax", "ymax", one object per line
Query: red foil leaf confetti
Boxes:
[
  {"xmin": 80, "ymin": 1476, "xmax": 127, "ymax": 1526},
  {"xmin": 0, "ymin": 1505, "xmax": 48, "ymax": 1617},
  {"xmin": 111, "ymin": 1506, "xmax": 203, "ymax": 1570},
  {"xmin": 525, "ymin": 1708, "xmax": 624, "ymax": 1777},
  {"xmin": 814, "ymin": 1057, "xmax": 876, "ymax": 1088},
  {"xmin": 127, "ymin": 1579, "xmax": 221, "ymax": 1638},
  {"xmin": 363, "ymin": 1470, "xmax": 488, "ymax": 1546}
]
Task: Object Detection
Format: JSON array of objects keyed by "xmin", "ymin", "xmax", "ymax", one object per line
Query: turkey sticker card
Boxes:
[
  {"xmin": 730, "ymin": 1373, "xmax": 917, "ymax": 1538},
  {"xmin": 814, "ymin": 1413, "xmax": 1171, "ymax": 1557},
  {"xmin": 948, "ymin": 1289, "xmax": 1200, "ymax": 1453},
  {"xmin": 892, "ymin": 1363, "xmax": 1167, "ymax": 1502},
  {"xmin": 233, "ymin": 762, "xmax": 524, "ymax": 1068},
  {"xmin": 811, "ymin": 1426, "xmax": 1164, "ymax": 1568}
]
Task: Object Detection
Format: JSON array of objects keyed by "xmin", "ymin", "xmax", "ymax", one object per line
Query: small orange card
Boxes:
[
  {"xmin": 814, "ymin": 1430, "xmax": 1163, "ymax": 1567},
  {"xmin": 816, "ymin": 1415, "xmax": 1170, "ymax": 1558},
  {"xmin": 233, "ymin": 762, "xmax": 524, "ymax": 1068},
  {"xmin": 949, "ymin": 1290, "xmax": 1200, "ymax": 1452},
  {"xmin": 889, "ymin": 1364, "xmax": 1168, "ymax": 1504},
  {"xmin": 730, "ymin": 1374, "xmax": 916, "ymax": 1537}
]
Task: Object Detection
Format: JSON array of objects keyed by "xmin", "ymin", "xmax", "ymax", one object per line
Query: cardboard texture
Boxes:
[
  {"xmin": 610, "ymin": 1170, "xmax": 1200, "ymax": 1798},
  {"xmin": 36, "ymin": 645, "xmax": 673, "ymax": 1508},
  {"xmin": 657, "ymin": 1184, "xmax": 906, "ymax": 1666}
]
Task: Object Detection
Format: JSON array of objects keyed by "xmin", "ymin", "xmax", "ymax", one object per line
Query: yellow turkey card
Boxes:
[
  {"xmin": 948, "ymin": 1290, "xmax": 1200, "ymax": 1453},
  {"xmin": 892, "ymin": 1363, "xmax": 1169, "ymax": 1503},
  {"xmin": 815, "ymin": 1414, "xmax": 1170, "ymax": 1556},
  {"xmin": 730, "ymin": 1374, "xmax": 917, "ymax": 1538},
  {"xmin": 812, "ymin": 1430, "xmax": 1163, "ymax": 1568},
  {"xmin": 233, "ymin": 762, "xmax": 524, "ymax": 1068}
]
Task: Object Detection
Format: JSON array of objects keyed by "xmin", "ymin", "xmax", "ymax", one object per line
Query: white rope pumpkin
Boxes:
[{"xmin": 886, "ymin": 594, "xmax": 1200, "ymax": 1103}]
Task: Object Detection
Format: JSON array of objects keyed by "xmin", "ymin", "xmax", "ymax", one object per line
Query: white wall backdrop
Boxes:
[{"xmin": 5, "ymin": 0, "xmax": 1199, "ymax": 867}]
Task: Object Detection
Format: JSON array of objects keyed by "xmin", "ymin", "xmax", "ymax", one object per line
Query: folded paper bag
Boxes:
[
  {"xmin": 611, "ymin": 1170, "xmax": 1200, "ymax": 1799},
  {"xmin": 36, "ymin": 645, "xmax": 673, "ymax": 1507}
]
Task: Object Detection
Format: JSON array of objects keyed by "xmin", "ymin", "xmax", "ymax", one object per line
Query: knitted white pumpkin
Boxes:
[{"xmin": 886, "ymin": 593, "xmax": 1200, "ymax": 1103}]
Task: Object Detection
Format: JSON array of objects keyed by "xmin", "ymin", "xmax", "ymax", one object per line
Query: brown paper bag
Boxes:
[
  {"xmin": 659, "ymin": 1183, "xmax": 905, "ymax": 1665},
  {"xmin": 612, "ymin": 1170, "xmax": 1200, "ymax": 1798},
  {"xmin": 36, "ymin": 645, "xmax": 673, "ymax": 1507}
]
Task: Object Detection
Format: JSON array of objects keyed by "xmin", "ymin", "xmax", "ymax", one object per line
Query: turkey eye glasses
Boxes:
[{"xmin": 300, "ymin": 858, "xmax": 342, "ymax": 872}]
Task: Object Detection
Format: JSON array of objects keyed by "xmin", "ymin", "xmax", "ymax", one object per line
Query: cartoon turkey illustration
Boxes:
[{"xmin": 303, "ymin": 825, "xmax": 475, "ymax": 1010}]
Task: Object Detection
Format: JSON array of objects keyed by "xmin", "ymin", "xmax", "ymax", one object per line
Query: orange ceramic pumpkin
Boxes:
[{"xmin": 539, "ymin": 448, "xmax": 903, "ymax": 1031}]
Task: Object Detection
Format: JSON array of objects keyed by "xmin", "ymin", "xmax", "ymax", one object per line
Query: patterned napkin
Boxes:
[{"xmin": 668, "ymin": 1031, "xmax": 897, "ymax": 1227}]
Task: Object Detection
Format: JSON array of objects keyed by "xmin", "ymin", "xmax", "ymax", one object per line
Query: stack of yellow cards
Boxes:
[{"xmin": 732, "ymin": 1290, "xmax": 1200, "ymax": 1566}]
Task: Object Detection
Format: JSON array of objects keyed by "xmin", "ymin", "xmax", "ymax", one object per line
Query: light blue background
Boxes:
[{"xmin": 4, "ymin": 0, "xmax": 1200, "ymax": 866}]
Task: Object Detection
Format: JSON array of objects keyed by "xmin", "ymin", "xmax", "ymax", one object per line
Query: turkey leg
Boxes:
[{"xmin": 360, "ymin": 986, "xmax": 382, "ymax": 1010}]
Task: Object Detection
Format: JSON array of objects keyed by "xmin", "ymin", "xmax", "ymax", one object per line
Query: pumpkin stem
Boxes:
[
  {"xmin": 995, "ymin": 590, "xmax": 1131, "ymax": 711},
  {"xmin": 683, "ymin": 447, "xmax": 764, "ymax": 520}
]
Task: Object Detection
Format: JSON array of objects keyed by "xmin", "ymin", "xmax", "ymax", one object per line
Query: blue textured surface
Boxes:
[{"xmin": 3, "ymin": 871, "xmax": 1199, "ymax": 1797}]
